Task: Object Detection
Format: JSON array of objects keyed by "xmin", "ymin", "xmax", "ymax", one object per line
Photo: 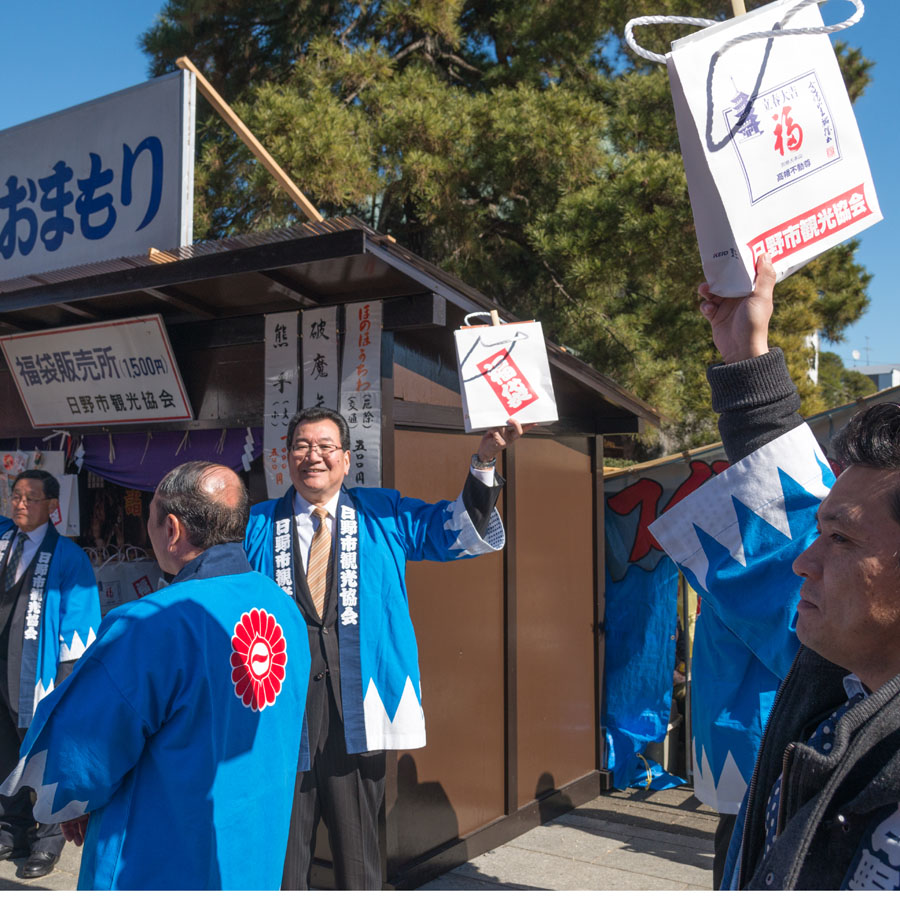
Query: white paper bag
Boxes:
[
  {"xmin": 667, "ymin": 0, "xmax": 880, "ymax": 296},
  {"xmin": 454, "ymin": 320, "xmax": 558, "ymax": 432},
  {"xmin": 94, "ymin": 550, "xmax": 164, "ymax": 617},
  {"xmin": 50, "ymin": 474, "xmax": 80, "ymax": 537}
]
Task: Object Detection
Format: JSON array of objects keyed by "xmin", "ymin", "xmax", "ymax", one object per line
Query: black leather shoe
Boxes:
[
  {"xmin": 19, "ymin": 850, "xmax": 58, "ymax": 879},
  {"xmin": 0, "ymin": 845, "xmax": 14, "ymax": 861}
]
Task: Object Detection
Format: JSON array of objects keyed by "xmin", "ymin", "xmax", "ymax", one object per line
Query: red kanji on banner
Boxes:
[
  {"xmin": 749, "ymin": 184, "xmax": 871, "ymax": 263},
  {"xmin": 476, "ymin": 351, "xmax": 539, "ymax": 416}
]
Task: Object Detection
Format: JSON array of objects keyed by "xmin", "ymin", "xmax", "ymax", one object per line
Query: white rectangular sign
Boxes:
[
  {"xmin": 0, "ymin": 314, "xmax": 193, "ymax": 428},
  {"xmin": 0, "ymin": 70, "xmax": 195, "ymax": 281},
  {"xmin": 263, "ymin": 312, "xmax": 299, "ymax": 499}
]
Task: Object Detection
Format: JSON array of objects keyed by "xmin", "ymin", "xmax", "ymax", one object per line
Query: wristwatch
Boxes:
[{"xmin": 471, "ymin": 453, "xmax": 496, "ymax": 471}]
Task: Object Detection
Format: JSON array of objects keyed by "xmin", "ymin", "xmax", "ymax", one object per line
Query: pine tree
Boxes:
[{"xmin": 141, "ymin": 0, "xmax": 874, "ymax": 453}]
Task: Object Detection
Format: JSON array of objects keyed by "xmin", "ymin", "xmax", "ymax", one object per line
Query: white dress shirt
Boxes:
[
  {"xmin": 290, "ymin": 464, "xmax": 495, "ymax": 574},
  {"xmin": 291, "ymin": 491, "xmax": 341, "ymax": 575},
  {"xmin": 8, "ymin": 522, "xmax": 49, "ymax": 583}
]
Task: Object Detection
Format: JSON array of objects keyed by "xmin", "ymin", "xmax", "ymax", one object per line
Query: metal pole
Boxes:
[{"xmin": 731, "ymin": 0, "xmax": 747, "ymax": 15}]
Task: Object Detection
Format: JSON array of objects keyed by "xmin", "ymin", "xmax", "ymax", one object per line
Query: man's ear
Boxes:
[
  {"xmin": 165, "ymin": 513, "xmax": 182, "ymax": 552},
  {"xmin": 48, "ymin": 498, "xmax": 60, "ymax": 517}
]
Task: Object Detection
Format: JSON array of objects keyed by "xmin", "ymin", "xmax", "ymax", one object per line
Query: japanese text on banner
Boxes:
[
  {"xmin": 340, "ymin": 302, "xmax": 382, "ymax": 488},
  {"xmin": 0, "ymin": 315, "xmax": 192, "ymax": 428},
  {"xmin": 302, "ymin": 307, "xmax": 339, "ymax": 410},
  {"xmin": 263, "ymin": 312, "xmax": 298, "ymax": 499}
]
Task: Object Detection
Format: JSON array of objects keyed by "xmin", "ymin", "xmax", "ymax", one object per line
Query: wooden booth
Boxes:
[{"xmin": 0, "ymin": 216, "xmax": 659, "ymax": 888}]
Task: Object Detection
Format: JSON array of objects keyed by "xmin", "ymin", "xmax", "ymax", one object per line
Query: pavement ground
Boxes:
[
  {"xmin": 418, "ymin": 785, "xmax": 717, "ymax": 891},
  {"xmin": 0, "ymin": 842, "xmax": 81, "ymax": 892},
  {"xmin": 0, "ymin": 785, "xmax": 715, "ymax": 890}
]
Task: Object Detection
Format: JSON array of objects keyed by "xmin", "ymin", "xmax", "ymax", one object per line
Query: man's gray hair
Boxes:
[{"xmin": 154, "ymin": 461, "xmax": 249, "ymax": 550}]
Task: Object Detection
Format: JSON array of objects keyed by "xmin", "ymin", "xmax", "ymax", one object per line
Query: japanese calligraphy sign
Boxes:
[
  {"xmin": 0, "ymin": 315, "xmax": 192, "ymax": 428},
  {"xmin": 340, "ymin": 302, "xmax": 382, "ymax": 488},
  {"xmin": 0, "ymin": 70, "xmax": 195, "ymax": 281},
  {"xmin": 667, "ymin": 0, "xmax": 880, "ymax": 296},
  {"xmin": 263, "ymin": 312, "xmax": 299, "ymax": 499},
  {"xmin": 454, "ymin": 320, "xmax": 558, "ymax": 432},
  {"xmin": 302, "ymin": 307, "xmax": 338, "ymax": 410}
]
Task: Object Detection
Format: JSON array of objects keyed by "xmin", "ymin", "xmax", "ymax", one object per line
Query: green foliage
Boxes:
[
  {"xmin": 818, "ymin": 351, "xmax": 878, "ymax": 409},
  {"xmin": 141, "ymin": 0, "xmax": 874, "ymax": 455}
]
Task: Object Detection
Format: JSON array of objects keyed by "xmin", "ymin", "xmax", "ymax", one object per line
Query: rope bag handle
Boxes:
[{"xmin": 624, "ymin": 0, "xmax": 864, "ymax": 65}]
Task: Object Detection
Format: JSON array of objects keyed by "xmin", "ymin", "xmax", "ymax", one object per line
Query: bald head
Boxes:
[{"xmin": 153, "ymin": 460, "xmax": 250, "ymax": 552}]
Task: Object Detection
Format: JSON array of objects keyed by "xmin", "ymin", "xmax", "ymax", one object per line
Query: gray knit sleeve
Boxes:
[{"xmin": 708, "ymin": 348, "xmax": 803, "ymax": 463}]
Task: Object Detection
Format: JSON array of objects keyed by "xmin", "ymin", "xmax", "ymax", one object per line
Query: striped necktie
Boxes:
[
  {"xmin": 307, "ymin": 507, "xmax": 331, "ymax": 619},
  {"xmin": 4, "ymin": 532, "xmax": 27, "ymax": 592}
]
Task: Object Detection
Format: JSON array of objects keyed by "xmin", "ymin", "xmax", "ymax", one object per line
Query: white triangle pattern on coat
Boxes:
[
  {"xmin": 444, "ymin": 495, "xmax": 505, "ymax": 557},
  {"xmin": 363, "ymin": 676, "xmax": 426, "ymax": 750},
  {"xmin": 0, "ymin": 749, "xmax": 88, "ymax": 824},
  {"xmin": 690, "ymin": 739, "xmax": 747, "ymax": 815},
  {"xmin": 650, "ymin": 424, "xmax": 831, "ymax": 591},
  {"xmin": 33, "ymin": 678, "xmax": 54, "ymax": 712},
  {"xmin": 59, "ymin": 627, "xmax": 97, "ymax": 663}
]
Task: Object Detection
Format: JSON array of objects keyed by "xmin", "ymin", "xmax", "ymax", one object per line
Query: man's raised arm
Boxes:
[
  {"xmin": 463, "ymin": 418, "xmax": 530, "ymax": 539},
  {"xmin": 698, "ymin": 254, "xmax": 803, "ymax": 462}
]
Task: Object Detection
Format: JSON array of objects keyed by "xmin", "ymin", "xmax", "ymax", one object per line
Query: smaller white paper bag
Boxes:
[{"xmin": 454, "ymin": 320, "xmax": 558, "ymax": 433}]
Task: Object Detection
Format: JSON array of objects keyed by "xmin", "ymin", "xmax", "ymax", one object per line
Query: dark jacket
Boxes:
[
  {"xmin": 736, "ymin": 648, "xmax": 900, "ymax": 889},
  {"xmin": 709, "ymin": 349, "xmax": 900, "ymax": 890}
]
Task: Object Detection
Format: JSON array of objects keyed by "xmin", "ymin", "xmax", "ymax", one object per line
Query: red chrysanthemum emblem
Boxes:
[{"xmin": 230, "ymin": 608, "xmax": 287, "ymax": 711}]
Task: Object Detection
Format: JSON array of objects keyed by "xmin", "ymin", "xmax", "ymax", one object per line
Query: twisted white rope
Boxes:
[{"xmin": 624, "ymin": 0, "xmax": 865, "ymax": 65}]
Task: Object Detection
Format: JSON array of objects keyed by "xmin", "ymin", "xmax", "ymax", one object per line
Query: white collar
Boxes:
[
  {"xmin": 18, "ymin": 521, "xmax": 50, "ymax": 546},
  {"xmin": 843, "ymin": 672, "xmax": 869, "ymax": 699},
  {"xmin": 292, "ymin": 489, "xmax": 341, "ymax": 520}
]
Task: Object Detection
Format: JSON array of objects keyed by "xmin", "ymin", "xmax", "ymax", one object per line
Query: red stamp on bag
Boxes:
[{"xmin": 476, "ymin": 351, "xmax": 538, "ymax": 416}]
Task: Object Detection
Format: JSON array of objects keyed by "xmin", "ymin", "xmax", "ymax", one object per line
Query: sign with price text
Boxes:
[{"xmin": 0, "ymin": 314, "xmax": 193, "ymax": 427}]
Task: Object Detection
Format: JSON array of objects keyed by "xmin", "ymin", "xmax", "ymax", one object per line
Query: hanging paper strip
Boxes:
[
  {"xmin": 263, "ymin": 312, "xmax": 299, "ymax": 499},
  {"xmin": 340, "ymin": 302, "xmax": 383, "ymax": 488},
  {"xmin": 301, "ymin": 306, "xmax": 339, "ymax": 411}
]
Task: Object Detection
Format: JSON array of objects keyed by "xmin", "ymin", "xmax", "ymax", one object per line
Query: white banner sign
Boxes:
[
  {"xmin": 340, "ymin": 302, "xmax": 382, "ymax": 488},
  {"xmin": 0, "ymin": 315, "xmax": 193, "ymax": 428},
  {"xmin": 263, "ymin": 312, "xmax": 299, "ymax": 499},
  {"xmin": 301, "ymin": 306, "xmax": 339, "ymax": 410},
  {"xmin": 0, "ymin": 70, "xmax": 195, "ymax": 281}
]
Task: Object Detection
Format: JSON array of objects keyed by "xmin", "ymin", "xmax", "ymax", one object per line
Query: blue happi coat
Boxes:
[
  {"xmin": 0, "ymin": 543, "xmax": 310, "ymax": 890},
  {"xmin": 0, "ymin": 519, "xmax": 99, "ymax": 727},
  {"xmin": 649, "ymin": 425, "xmax": 833, "ymax": 813},
  {"xmin": 244, "ymin": 483, "xmax": 504, "ymax": 760}
]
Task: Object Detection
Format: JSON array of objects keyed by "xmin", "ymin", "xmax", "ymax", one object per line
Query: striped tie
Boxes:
[
  {"xmin": 307, "ymin": 507, "xmax": 331, "ymax": 619},
  {"xmin": 4, "ymin": 532, "xmax": 26, "ymax": 592}
]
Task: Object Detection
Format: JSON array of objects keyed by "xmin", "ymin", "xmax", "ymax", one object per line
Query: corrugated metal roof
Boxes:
[{"xmin": 0, "ymin": 215, "xmax": 373, "ymax": 294}]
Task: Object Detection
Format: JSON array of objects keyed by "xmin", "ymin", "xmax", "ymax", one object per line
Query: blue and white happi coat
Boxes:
[
  {"xmin": 244, "ymin": 483, "xmax": 505, "ymax": 761},
  {"xmin": 0, "ymin": 519, "xmax": 99, "ymax": 727},
  {"xmin": 649, "ymin": 425, "xmax": 833, "ymax": 813},
  {"xmin": 0, "ymin": 543, "xmax": 311, "ymax": 890}
]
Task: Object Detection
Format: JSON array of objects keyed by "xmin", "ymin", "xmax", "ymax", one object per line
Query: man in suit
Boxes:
[
  {"xmin": 0, "ymin": 470, "xmax": 99, "ymax": 878},
  {"xmin": 1, "ymin": 461, "xmax": 311, "ymax": 889},
  {"xmin": 244, "ymin": 407, "xmax": 525, "ymax": 889}
]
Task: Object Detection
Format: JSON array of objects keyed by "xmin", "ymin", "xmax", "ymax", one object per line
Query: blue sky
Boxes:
[{"xmin": 0, "ymin": 0, "xmax": 896, "ymax": 367}]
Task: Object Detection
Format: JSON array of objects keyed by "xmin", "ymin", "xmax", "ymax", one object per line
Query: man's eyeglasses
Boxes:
[
  {"xmin": 290, "ymin": 442, "xmax": 344, "ymax": 459},
  {"xmin": 10, "ymin": 493, "xmax": 49, "ymax": 506}
]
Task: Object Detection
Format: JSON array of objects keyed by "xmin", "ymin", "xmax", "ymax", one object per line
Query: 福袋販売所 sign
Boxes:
[
  {"xmin": 0, "ymin": 315, "xmax": 194, "ymax": 428},
  {"xmin": 0, "ymin": 70, "xmax": 195, "ymax": 281}
]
